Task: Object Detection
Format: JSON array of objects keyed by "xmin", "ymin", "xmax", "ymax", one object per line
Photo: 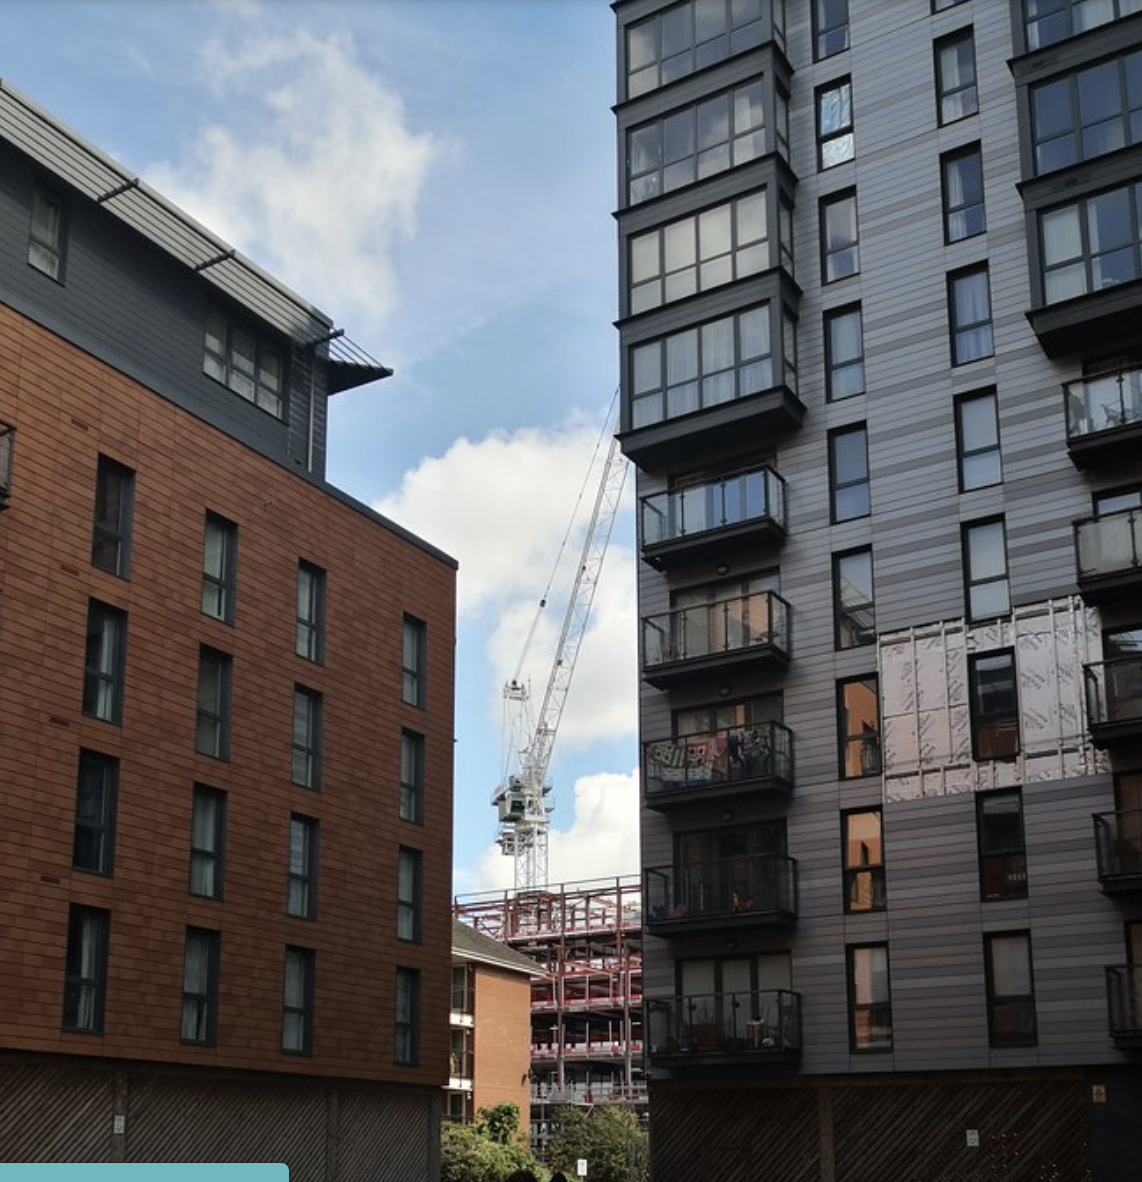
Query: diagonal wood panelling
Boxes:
[
  {"xmin": 0, "ymin": 1062, "xmax": 115, "ymax": 1162},
  {"xmin": 336, "ymin": 1087, "xmax": 436, "ymax": 1180}
]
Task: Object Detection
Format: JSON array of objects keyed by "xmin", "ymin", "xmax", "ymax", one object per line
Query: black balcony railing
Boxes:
[
  {"xmin": 647, "ymin": 989, "xmax": 801, "ymax": 1063},
  {"xmin": 645, "ymin": 853, "xmax": 797, "ymax": 931},
  {"xmin": 642, "ymin": 590, "xmax": 790, "ymax": 686},
  {"xmin": 644, "ymin": 720, "xmax": 794, "ymax": 810},
  {"xmin": 1075, "ymin": 508, "xmax": 1142, "ymax": 601},
  {"xmin": 1093, "ymin": 810, "xmax": 1142, "ymax": 892},
  {"xmin": 1106, "ymin": 965, "xmax": 1142, "ymax": 1043},
  {"xmin": 0, "ymin": 421, "xmax": 13, "ymax": 507},
  {"xmin": 1084, "ymin": 657, "xmax": 1142, "ymax": 746},
  {"xmin": 1065, "ymin": 368, "xmax": 1142, "ymax": 466}
]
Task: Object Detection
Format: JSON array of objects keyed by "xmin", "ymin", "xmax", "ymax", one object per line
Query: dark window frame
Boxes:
[
  {"xmin": 955, "ymin": 389, "xmax": 1002, "ymax": 491},
  {"xmin": 91, "ymin": 455, "xmax": 134, "ymax": 578},
  {"xmin": 948, "ymin": 264, "xmax": 994, "ymax": 366},
  {"xmin": 201, "ymin": 512, "xmax": 238, "ymax": 624},
  {"xmin": 181, "ymin": 926, "xmax": 221, "ymax": 1046},
  {"xmin": 203, "ymin": 306, "xmax": 285, "ymax": 420},
  {"xmin": 282, "ymin": 945, "xmax": 315, "ymax": 1055},
  {"xmin": 296, "ymin": 561, "xmax": 326, "ymax": 664},
  {"xmin": 1024, "ymin": 0, "xmax": 1142, "ymax": 52},
  {"xmin": 400, "ymin": 729, "xmax": 426, "ymax": 825},
  {"xmin": 935, "ymin": 27, "xmax": 979, "ymax": 126},
  {"xmin": 291, "ymin": 686, "xmax": 323, "ymax": 790},
  {"xmin": 62, "ymin": 904, "xmax": 109, "ymax": 1034},
  {"xmin": 963, "ymin": 516, "xmax": 1010, "ymax": 622},
  {"xmin": 825, "ymin": 303, "xmax": 865, "ymax": 401},
  {"xmin": 821, "ymin": 189, "xmax": 860, "ymax": 282},
  {"xmin": 195, "ymin": 645, "xmax": 232, "ymax": 761},
  {"xmin": 977, "ymin": 788, "xmax": 1028, "ymax": 900},
  {"xmin": 73, "ymin": 750, "xmax": 118, "ymax": 876},
  {"xmin": 28, "ymin": 184, "xmax": 66, "ymax": 281},
  {"xmin": 984, "ymin": 930, "xmax": 1037, "ymax": 1047},
  {"xmin": 402, "ymin": 615, "xmax": 427, "ymax": 708},
  {"xmin": 842, "ymin": 808, "xmax": 886, "ymax": 914},
  {"xmin": 834, "ymin": 547, "xmax": 875, "ymax": 650},
  {"xmin": 287, "ymin": 814, "xmax": 319, "ymax": 920},
  {"xmin": 395, "ymin": 966, "xmax": 421, "ymax": 1066},
  {"xmin": 941, "ymin": 143, "xmax": 986, "ymax": 243},
  {"xmin": 398, "ymin": 846, "xmax": 424, "ymax": 943},
  {"xmin": 189, "ymin": 784, "xmax": 226, "ymax": 900},
  {"xmin": 817, "ymin": 77, "xmax": 854, "ymax": 168},
  {"xmin": 838, "ymin": 675, "xmax": 882, "ymax": 780},
  {"xmin": 814, "ymin": 0, "xmax": 850, "ymax": 61},
  {"xmin": 82, "ymin": 600, "xmax": 127, "ymax": 725},
  {"xmin": 969, "ymin": 649, "xmax": 1021, "ymax": 761},
  {"xmin": 846, "ymin": 942, "xmax": 892, "ymax": 1053},
  {"xmin": 828, "ymin": 423, "xmax": 871, "ymax": 522},
  {"xmin": 1040, "ymin": 180, "xmax": 1142, "ymax": 305}
]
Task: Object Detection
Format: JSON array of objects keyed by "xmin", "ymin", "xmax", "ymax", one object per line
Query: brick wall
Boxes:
[{"xmin": 472, "ymin": 964, "xmax": 533, "ymax": 1121}]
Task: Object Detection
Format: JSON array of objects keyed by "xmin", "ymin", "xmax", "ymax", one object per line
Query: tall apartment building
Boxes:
[
  {"xmin": 0, "ymin": 83, "xmax": 455, "ymax": 1177},
  {"xmin": 612, "ymin": 3, "xmax": 1142, "ymax": 1179}
]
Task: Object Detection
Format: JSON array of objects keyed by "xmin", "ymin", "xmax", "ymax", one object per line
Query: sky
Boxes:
[{"xmin": 4, "ymin": 0, "xmax": 640, "ymax": 899}]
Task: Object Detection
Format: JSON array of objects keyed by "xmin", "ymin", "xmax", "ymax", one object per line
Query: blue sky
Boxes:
[{"xmin": 5, "ymin": 0, "xmax": 640, "ymax": 897}]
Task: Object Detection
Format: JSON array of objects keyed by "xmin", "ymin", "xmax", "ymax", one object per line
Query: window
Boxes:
[
  {"xmin": 296, "ymin": 561, "xmax": 325, "ymax": 663},
  {"xmin": 287, "ymin": 815, "xmax": 319, "ymax": 919},
  {"xmin": 91, "ymin": 455, "xmax": 134, "ymax": 577},
  {"xmin": 292, "ymin": 687, "xmax": 323, "ymax": 790},
  {"xmin": 28, "ymin": 186, "xmax": 64, "ymax": 279},
  {"xmin": 834, "ymin": 548, "xmax": 875, "ymax": 648},
  {"xmin": 189, "ymin": 785, "xmax": 226, "ymax": 899},
  {"xmin": 203, "ymin": 308, "xmax": 284, "ymax": 418},
  {"xmin": 82, "ymin": 600, "xmax": 127, "ymax": 724},
  {"xmin": 825, "ymin": 305, "xmax": 864, "ymax": 400},
  {"xmin": 970, "ymin": 650, "xmax": 1020, "ymax": 760},
  {"xmin": 843, "ymin": 810, "xmax": 885, "ymax": 913},
  {"xmin": 181, "ymin": 927, "xmax": 220, "ymax": 1045},
  {"xmin": 839, "ymin": 676, "xmax": 882, "ymax": 779},
  {"xmin": 821, "ymin": 190, "xmax": 859, "ymax": 282},
  {"xmin": 936, "ymin": 29, "xmax": 978, "ymax": 125},
  {"xmin": 201, "ymin": 513, "xmax": 237, "ymax": 623},
  {"xmin": 398, "ymin": 847, "xmax": 423, "ymax": 942},
  {"xmin": 394, "ymin": 967, "xmax": 421, "ymax": 1065},
  {"xmin": 963, "ymin": 518, "xmax": 1010, "ymax": 620},
  {"xmin": 949, "ymin": 266, "xmax": 993, "ymax": 365},
  {"xmin": 847, "ymin": 944, "xmax": 892, "ymax": 1052},
  {"xmin": 626, "ymin": 80, "xmax": 776, "ymax": 204},
  {"xmin": 195, "ymin": 646, "xmax": 231, "ymax": 760},
  {"xmin": 818, "ymin": 79, "xmax": 854, "ymax": 168},
  {"xmin": 282, "ymin": 946, "xmax": 315, "ymax": 1054},
  {"xmin": 942, "ymin": 145, "xmax": 985, "ymax": 242},
  {"xmin": 1031, "ymin": 51, "xmax": 1142, "ymax": 175},
  {"xmin": 402, "ymin": 615, "xmax": 426, "ymax": 707},
  {"xmin": 977, "ymin": 789, "xmax": 1027, "ymax": 900},
  {"xmin": 985, "ymin": 932, "xmax": 1037, "ymax": 1047},
  {"xmin": 452, "ymin": 963, "xmax": 474, "ymax": 1016},
  {"xmin": 400, "ymin": 730, "xmax": 425, "ymax": 824},
  {"xmin": 815, "ymin": 0, "xmax": 849, "ymax": 59},
  {"xmin": 630, "ymin": 304, "xmax": 783, "ymax": 429},
  {"xmin": 1024, "ymin": 0, "xmax": 1142, "ymax": 51},
  {"xmin": 629, "ymin": 192, "xmax": 772, "ymax": 314},
  {"xmin": 829, "ymin": 425, "xmax": 870, "ymax": 521},
  {"xmin": 73, "ymin": 751, "xmax": 117, "ymax": 876},
  {"xmin": 1040, "ymin": 181, "xmax": 1142, "ymax": 304},
  {"xmin": 63, "ymin": 905, "xmax": 109, "ymax": 1033},
  {"xmin": 956, "ymin": 390, "xmax": 1002, "ymax": 490}
]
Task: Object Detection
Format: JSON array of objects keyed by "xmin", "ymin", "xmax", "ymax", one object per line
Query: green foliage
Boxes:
[
  {"xmin": 480, "ymin": 1101, "xmax": 523, "ymax": 1146},
  {"xmin": 547, "ymin": 1105, "xmax": 649, "ymax": 1182},
  {"xmin": 440, "ymin": 1103, "xmax": 542, "ymax": 1182}
]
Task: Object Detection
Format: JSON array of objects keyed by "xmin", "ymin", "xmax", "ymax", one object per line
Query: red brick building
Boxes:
[{"xmin": 0, "ymin": 83, "xmax": 455, "ymax": 1176}]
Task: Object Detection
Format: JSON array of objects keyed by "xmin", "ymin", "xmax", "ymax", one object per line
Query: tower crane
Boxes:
[{"xmin": 492, "ymin": 406, "xmax": 628, "ymax": 891}]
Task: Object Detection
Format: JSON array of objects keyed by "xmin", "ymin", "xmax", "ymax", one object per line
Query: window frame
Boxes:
[
  {"xmin": 398, "ymin": 846, "xmax": 424, "ymax": 943},
  {"xmin": 181, "ymin": 926, "xmax": 221, "ymax": 1046},
  {"xmin": 955, "ymin": 389, "xmax": 1002, "ymax": 491},
  {"xmin": 73, "ymin": 750, "xmax": 118, "ymax": 877},
  {"xmin": 817, "ymin": 77, "xmax": 854, "ymax": 169},
  {"xmin": 189, "ymin": 784, "xmax": 226, "ymax": 900},
  {"xmin": 395, "ymin": 966, "xmax": 421, "ymax": 1066},
  {"xmin": 828, "ymin": 424, "xmax": 871, "ymax": 522},
  {"xmin": 948, "ymin": 264, "xmax": 994, "ymax": 366},
  {"xmin": 935, "ymin": 27, "xmax": 979, "ymax": 126},
  {"xmin": 296, "ymin": 561, "xmax": 326, "ymax": 664},
  {"xmin": 821, "ymin": 189, "xmax": 859, "ymax": 282},
  {"xmin": 825, "ymin": 303, "xmax": 865, "ymax": 401},
  {"xmin": 28, "ymin": 184, "xmax": 65, "ymax": 280},
  {"xmin": 195, "ymin": 645, "xmax": 232, "ymax": 761},
  {"xmin": 282, "ymin": 945, "xmax": 315, "ymax": 1055},
  {"xmin": 941, "ymin": 143, "xmax": 986, "ymax": 243},
  {"xmin": 963, "ymin": 517, "xmax": 1011, "ymax": 622},
  {"xmin": 203, "ymin": 307, "xmax": 285, "ymax": 419},
  {"xmin": 977, "ymin": 788, "xmax": 1028, "ymax": 901},
  {"xmin": 846, "ymin": 942, "xmax": 892, "ymax": 1053},
  {"xmin": 1023, "ymin": 0, "xmax": 1142, "ymax": 52},
  {"xmin": 838, "ymin": 675, "xmax": 882, "ymax": 780},
  {"xmin": 62, "ymin": 904, "xmax": 109, "ymax": 1034},
  {"xmin": 842, "ymin": 808, "xmax": 885, "ymax": 914},
  {"xmin": 984, "ymin": 930, "xmax": 1037, "ymax": 1047},
  {"xmin": 287, "ymin": 814, "xmax": 320, "ymax": 920},
  {"xmin": 814, "ymin": 0, "xmax": 850, "ymax": 61},
  {"xmin": 1040, "ymin": 181, "xmax": 1142, "ymax": 305},
  {"xmin": 291, "ymin": 686, "xmax": 323, "ymax": 791},
  {"xmin": 201, "ymin": 512, "xmax": 238, "ymax": 624},
  {"xmin": 400, "ymin": 729, "xmax": 426, "ymax": 825},
  {"xmin": 82, "ymin": 600, "xmax": 127, "ymax": 725},
  {"xmin": 402, "ymin": 615, "xmax": 427, "ymax": 708},
  {"xmin": 833, "ymin": 547, "xmax": 875, "ymax": 650},
  {"xmin": 969, "ymin": 649, "xmax": 1021, "ymax": 761},
  {"xmin": 91, "ymin": 455, "xmax": 134, "ymax": 578}
]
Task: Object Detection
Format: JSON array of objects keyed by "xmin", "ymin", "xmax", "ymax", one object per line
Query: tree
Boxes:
[
  {"xmin": 440, "ymin": 1102, "xmax": 541, "ymax": 1182},
  {"xmin": 547, "ymin": 1105, "xmax": 648, "ymax": 1182}
]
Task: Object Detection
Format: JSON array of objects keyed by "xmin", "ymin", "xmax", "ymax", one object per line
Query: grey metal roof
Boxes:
[{"xmin": 452, "ymin": 918, "xmax": 546, "ymax": 977}]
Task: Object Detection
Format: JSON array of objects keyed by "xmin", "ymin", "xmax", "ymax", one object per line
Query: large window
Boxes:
[
  {"xmin": 296, "ymin": 561, "xmax": 325, "ymax": 663},
  {"xmin": 825, "ymin": 304, "xmax": 864, "ymax": 400},
  {"xmin": 203, "ymin": 308, "xmax": 284, "ymax": 419},
  {"xmin": 1040, "ymin": 181, "xmax": 1142, "ymax": 304},
  {"xmin": 395, "ymin": 967, "xmax": 421, "ymax": 1065},
  {"xmin": 963, "ymin": 518, "xmax": 1010, "ymax": 621},
  {"xmin": 630, "ymin": 305, "xmax": 780, "ymax": 430},
  {"xmin": 829, "ymin": 425, "xmax": 870, "ymax": 521},
  {"xmin": 292, "ymin": 687, "xmax": 323, "ymax": 790},
  {"xmin": 985, "ymin": 932, "xmax": 1036, "ymax": 1047},
  {"xmin": 73, "ymin": 750, "xmax": 118, "ymax": 876},
  {"xmin": 91, "ymin": 455, "xmax": 134, "ymax": 578},
  {"xmin": 936, "ymin": 28, "xmax": 978, "ymax": 125},
  {"xmin": 815, "ymin": 0, "xmax": 849, "ymax": 59},
  {"xmin": 400, "ymin": 730, "xmax": 425, "ymax": 825},
  {"xmin": 190, "ymin": 785, "xmax": 226, "ymax": 899},
  {"xmin": 949, "ymin": 265, "xmax": 994, "ymax": 365},
  {"xmin": 838, "ymin": 676, "xmax": 882, "ymax": 779},
  {"xmin": 201, "ymin": 513, "xmax": 237, "ymax": 624},
  {"xmin": 63, "ymin": 905, "xmax": 109, "ymax": 1033},
  {"xmin": 398, "ymin": 847, "xmax": 423, "ymax": 943},
  {"xmin": 970, "ymin": 650, "xmax": 1020, "ymax": 760},
  {"xmin": 821, "ymin": 190, "xmax": 859, "ymax": 282},
  {"xmin": 942, "ymin": 144, "xmax": 985, "ymax": 243},
  {"xmin": 282, "ymin": 946, "xmax": 315, "ymax": 1054},
  {"xmin": 181, "ymin": 927, "xmax": 220, "ymax": 1045},
  {"xmin": 28, "ymin": 186, "xmax": 64, "ymax": 280},
  {"xmin": 629, "ymin": 192, "xmax": 771, "ymax": 314},
  {"xmin": 1024, "ymin": 0, "xmax": 1142, "ymax": 52},
  {"xmin": 287, "ymin": 815, "xmax": 319, "ymax": 919},
  {"xmin": 817, "ymin": 78, "xmax": 854, "ymax": 168},
  {"xmin": 955, "ymin": 390, "xmax": 1002, "ymax": 490},
  {"xmin": 977, "ymin": 789, "xmax": 1027, "ymax": 900},
  {"xmin": 402, "ymin": 615, "xmax": 426, "ymax": 708},
  {"xmin": 843, "ymin": 810, "xmax": 885, "ymax": 913},
  {"xmin": 847, "ymin": 944, "xmax": 892, "ymax": 1052},
  {"xmin": 82, "ymin": 600, "xmax": 127, "ymax": 724},
  {"xmin": 627, "ymin": 80, "xmax": 774, "ymax": 205},
  {"xmin": 834, "ymin": 548, "xmax": 875, "ymax": 648},
  {"xmin": 195, "ymin": 646, "xmax": 232, "ymax": 760}
]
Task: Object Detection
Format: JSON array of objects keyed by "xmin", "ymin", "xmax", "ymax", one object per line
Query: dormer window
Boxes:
[
  {"xmin": 28, "ymin": 186, "xmax": 65, "ymax": 281},
  {"xmin": 203, "ymin": 308, "xmax": 285, "ymax": 419}
]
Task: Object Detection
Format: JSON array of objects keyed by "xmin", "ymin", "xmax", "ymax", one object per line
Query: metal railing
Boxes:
[
  {"xmin": 1084, "ymin": 657, "xmax": 1142, "ymax": 728},
  {"xmin": 1106, "ymin": 965, "xmax": 1142, "ymax": 1040},
  {"xmin": 645, "ymin": 853, "xmax": 797, "ymax": 924},
  {"xmin": 647, "ymin": 989, "xmax": 801, "ymax": 1058},
  {"xmin": 1065, "ymin": 367, "xmax": 1142, "ymax": 441},
  {"xmin": 1075, "ymin": 507, "xmax": 1142, "ymax": 581},
  {"xmin": 644, "ymin": 720, "xmax": 794, "ymax": 800},
  {"xmin": 642, "ymin": 590, "xmax": 790, "ymax": 669},
  {"xmin": 1093, "ymin": 810, "xmax": 1142, "ymax": 883},
  {"xmin": 641, "ymin": 466, "xmax": 786, "ymax": 549}
]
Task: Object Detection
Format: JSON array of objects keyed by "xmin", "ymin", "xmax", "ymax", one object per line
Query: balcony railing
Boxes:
[
  {"xmin": 640, "ymin": 467, "xmax": 786, "ymax": 570},
  {"xmin": 1094, "ymin": 810, "xmax": 1142, "ymax": 893},
  {"xmin": 1065, "ymin": 368, "xmax": 1142, "ymax": 467},
  {"xmin": 647, "ymin": 989, "xmax": 801, "ymax": 1064},
  {"xmin": 1106, "ymin": 965, "xmax": 1142, "ymax": 1044},
  {"xmin": 0, "ymin": 421, "xmax": 13, "ymax": 507},
  {"xmin": 645, "ymin": 853, "xmax": 797, "ymax": 932},
  {"xmin": 1084, "ymin": 657, "xmax": 1142, "ymax": 747},
  {"xmin": 644, "ymin": 720, "xmax": 794, "ymax": 811},
  {"xmin": 642, "ymin": 590, "xmax": 791, "ymax": 687},
  {"xmin": 1075, "ymin": 508, "xmax": 1142, "ymax": 602}
]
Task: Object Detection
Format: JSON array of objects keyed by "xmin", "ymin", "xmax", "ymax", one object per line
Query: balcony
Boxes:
[
  {"xmin": 1106, "ymin": 966, "xmax": 1142, "ymax": 1046},
  {"xmin": 642, "ymin": 590, "xmax": 790, "ymax": 689},
  {"xmin": 1084, "ymin": 658, "xmax": 1142, "ymax": 748},
  {"xmin": 647, "ymin": 989, "xmax": 801, "ymax": 1067},
  {"xmin": 1093, "ymin": 811, "xmax": 1142, "ymax": 894},
  {"xmin": 1075, "ymin": 508, "xmax": 1142, "ymax": 603},
  {"xmin": 641, "ymin": 467, "xmax": 787, "ymax": 572},
  {"xmin": 644, "ymin": 720, "xmax": 794, "ymax": 812},
  {"xmin": 0, "ymin": 421, "xmax": 13, "ymax": 508},
  {"xmin": 1065, "ymin": 369, "xmax": 1142, "ymax": 468},
  {"xmin": 645, "ymin": 853, "xmax": 797, "ymax": 935}
]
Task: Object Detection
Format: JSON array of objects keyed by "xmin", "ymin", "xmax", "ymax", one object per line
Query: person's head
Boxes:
[
  {"xmin": 549, "ymin": 1172, "xmax": 569, "ymax": 1182},
  {"xmin": 503, "ymin": 1171, "xmax": 538, "ymax": 1182}
]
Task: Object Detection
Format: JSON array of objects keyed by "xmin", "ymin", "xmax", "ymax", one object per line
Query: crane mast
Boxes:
[{"xmin": 493, "ymin": 428, "xmax": 628, "ymax": 890}]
